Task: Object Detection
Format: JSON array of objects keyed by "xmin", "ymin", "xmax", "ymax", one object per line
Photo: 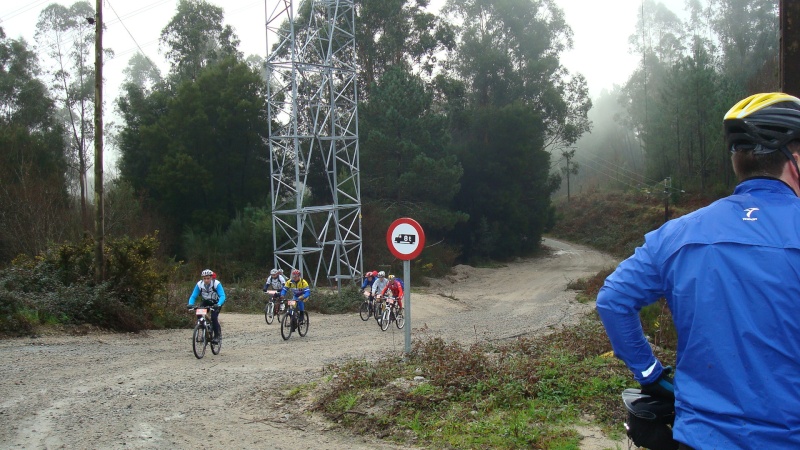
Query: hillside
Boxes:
[{"xmin": 549, "ymin": 191, "xmax": 716, "ymax": 258}]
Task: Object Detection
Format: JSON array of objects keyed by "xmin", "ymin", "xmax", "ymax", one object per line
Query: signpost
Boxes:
[{"xmin": 386, "ymin": 218, "xmax": 425, "ymax": 353}]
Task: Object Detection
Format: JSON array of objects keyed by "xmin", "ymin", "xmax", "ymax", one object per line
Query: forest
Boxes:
[{"xmin": 0, "ymin": 0, "xmax": 779, "ymax": 279}]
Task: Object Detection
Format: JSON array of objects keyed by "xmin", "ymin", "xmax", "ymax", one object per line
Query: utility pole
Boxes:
[
  {"xmin": 93, "ymin": 0, "xmax": 104, "ymax": 282},
  {"xmin": 560, "ymin": 148, "xmax": 578, "ymax": 202}
]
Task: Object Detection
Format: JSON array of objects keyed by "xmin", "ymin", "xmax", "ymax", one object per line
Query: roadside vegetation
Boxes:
[{"xmin": 283, "ymin": 191, "xmax": 697, "ymax": 449}]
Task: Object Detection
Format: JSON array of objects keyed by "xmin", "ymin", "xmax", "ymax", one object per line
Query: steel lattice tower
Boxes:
[{"xmin": 265, "ymin": 0, "xmax": 362, "ymax": 289}]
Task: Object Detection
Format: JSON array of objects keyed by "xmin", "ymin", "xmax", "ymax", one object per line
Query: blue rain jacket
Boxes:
[{"xmin": 597, "ymin": 177, "xmax": 800, "ymax": 449}]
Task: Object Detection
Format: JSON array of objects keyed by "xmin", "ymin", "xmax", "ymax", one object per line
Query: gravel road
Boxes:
[{"xmin": 0, "ymin": 238, "xmax": 623, "ymax": 450}]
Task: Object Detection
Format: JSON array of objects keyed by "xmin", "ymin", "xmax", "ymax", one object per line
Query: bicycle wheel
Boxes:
[
  {"xmin": 375, "ymin": 303, "xmax": 383, "ymax": 325},
  {"xmin": 359, "ymin": 301, "xmax": 371, "ymax": 321},
  {"xmin": 281, "ymin": 312, "xmax": 294, "ymax": 340},
  {"xmin": 395, "ymin": 309, "xmax": 405, "ymax": 329},
  {"xmin": 276, "ymin": 302, "xmax": 285, "ymax": 323},
  {"xmin": 192, "ymin": 324, "xmax": 207, "ymax": 359},
  {"xmin": 381, "ymin": 308, "xmax": 391, "ymax": 331},
  {"xmin": 211, "ymin": 329, "xmax": 222, "ymax": 355},
  {"xmin": 265, "ymin": 301, "xmax": 275, "ymax": 324},
  {"xmin": 298, "ymin": 311, "xmax": 309, "ymax": 337}
]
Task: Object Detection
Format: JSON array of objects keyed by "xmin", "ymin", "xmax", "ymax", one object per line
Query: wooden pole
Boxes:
[{"xmin": 94, "ymin": 0, "xmax": 104, "ymax": 282}]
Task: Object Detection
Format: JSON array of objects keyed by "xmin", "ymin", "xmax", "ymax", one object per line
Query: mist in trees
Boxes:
[
  {"xmin": 567, "ymin": 0, "xmax": 779, "ymax": 198},
  {"xmin": 34, "ymin": 1, "xmax": 109, "ymax": 233}
]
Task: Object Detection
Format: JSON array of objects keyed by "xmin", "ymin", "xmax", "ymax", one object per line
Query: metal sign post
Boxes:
[{"xmin": 386, "ymin": 218, "xmax": 425, "ymax": 353}]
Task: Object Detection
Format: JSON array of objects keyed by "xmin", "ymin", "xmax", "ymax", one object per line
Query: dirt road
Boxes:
[{"xmin": 0, "ymin": 238, "xmax": 623, "ymax": 450}]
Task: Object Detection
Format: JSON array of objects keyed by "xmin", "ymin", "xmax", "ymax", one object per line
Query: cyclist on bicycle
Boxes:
[
  {"xmin": 371, "ymin": 271, "xmax": 388, "ymax": 298},
  {"xmin": 187, "ymin": 269, "xmax": 226, "ymax": 344},
  {"xmin": 380, "ymin": 274, "xmax": 404, "ymax": 311},
  {"xmin": 360, "ymin": 271, "xmax": 378, "ymax": 296},
  {"xmin": 597, "ymin": 93, "xmax": 800, "ymax": 449},
  {"xmin": 263, "ymin": 268, "xmax": 287, "ymax": 293},
  {"xmin": 281, "ymin": 269, "xmax": 310, "ymax": 324}
]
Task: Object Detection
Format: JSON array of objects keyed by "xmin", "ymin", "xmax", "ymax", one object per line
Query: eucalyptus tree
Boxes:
[
  {"xmin": 706, "ymin": 0, "xmax": 778, "ymax": 88},
  {"xmin": 159, "ymin": 0, "xmax": 241, "ymax": 83},
  {"xmin": 355, "ymin": 0, "xmax": 455, "ymax": 97},
  {"xmin": 35, "ymin": 1, "xmax": 107, "ymax": 232},
  {"xmin": 0, "ymin": 27, "xmax": 71, "ymax": 260}
]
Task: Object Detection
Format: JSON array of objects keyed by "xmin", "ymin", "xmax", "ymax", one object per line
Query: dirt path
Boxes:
[{"xmin": 0, "ymin": 238, "xmax": 625, "ymax": 450}]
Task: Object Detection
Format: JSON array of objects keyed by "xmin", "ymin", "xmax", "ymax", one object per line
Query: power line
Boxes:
[
  {"xmin": 577, "ymin": 153, "xmax": 648, "ymax": 185},
  {"xmin": 105, "ymin": 0, "xmax": 162, "ymax": 74},
  {"xmin": 0, "ymin": 0, "xmax": 51, "ymax": 24},
  {"xmin": 572, "ymin": 155, "xmax": 645, "ymax": 191}
]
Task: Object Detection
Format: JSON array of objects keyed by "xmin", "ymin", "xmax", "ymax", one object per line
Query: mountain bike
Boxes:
[
  {"xmin": 379, "ymin": 295, "xmax": 404, "ymax": 331},
  {"xmin": 622, "ymin": 388, "xmax": 678, "ymax": 450},
  {"xmin": 359, "ymin": 289, "xmax": 375, "ymax": 321},
  {"xmin": 191, "ymin": 306, "xmax": 221, "ymax": 359},
  {"xmin": 264, "ymin": 289, "xmax": 285, "ymax": 324},
  {"xmin": 373, "ymin": 294, "xmax": 386, "ymax": 326},
  {"xmin": 280, "ymin": 299, "xmax": 309, "ymax": 340}
]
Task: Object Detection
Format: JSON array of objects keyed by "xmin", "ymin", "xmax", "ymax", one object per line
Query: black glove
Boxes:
[
  {"xmin": 211, "ymin": 304, "xmax": 220, "ymax": 311},
  {"xmin": 640, "ymin": 366, "xmax": 675, "ymax": 400},
  {"xmin": 187, "ymin": 305, "xmax": 194, "ymax": 310}
]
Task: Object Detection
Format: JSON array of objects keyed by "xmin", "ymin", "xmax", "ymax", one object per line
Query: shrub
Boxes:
[{"xmin": 0, "ymin": 234, "xmax": 182, "ymax": 335}]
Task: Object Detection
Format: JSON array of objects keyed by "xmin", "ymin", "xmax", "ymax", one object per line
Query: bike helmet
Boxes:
[
  {"xmin": 388, "ymin": 274, "xmax": 395, "ymax": 280},
  {"xmin": 724, "ymin": 92, "xmax": 800, "ymax": 154},
  {"xmin": 201, "ymin": 269, "xmax": 214, "ymax": 277},
  {"xmin": 378, "ymin": 271, "xmax": 385, "ymax": 277},
  {"xmin": 291, "ymin": 269, "xmax": 301, "ymax": 277},
  {"xmin": 270, "ymin": 269, "xmax": 278, "ymax": 275},
  {"xmin": 372, "ymin": 271, "xmax": 379, "ymax": 277}
]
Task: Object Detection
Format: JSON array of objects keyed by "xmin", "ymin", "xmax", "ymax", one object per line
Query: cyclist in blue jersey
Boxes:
[
  {"xmin": 187, "ymin": 269, "xmax": 226, "ymax": 344},
  {"xmin": 360, "ymin": 271, "xmax": 378, "ymax": 293},
  {"xmin": 597, "ymin": 93, "xmax": 800, "ymax": 450}
]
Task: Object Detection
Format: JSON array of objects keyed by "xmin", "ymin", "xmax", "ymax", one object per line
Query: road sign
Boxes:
[{"xmin": 386, "ymin": 218, "xmax": 425, "ymax": 260}]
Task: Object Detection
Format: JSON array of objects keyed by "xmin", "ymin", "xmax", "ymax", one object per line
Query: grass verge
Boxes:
[{"xmin": 302, "ymin": 311, "xmax": 675, "ymax": 449}]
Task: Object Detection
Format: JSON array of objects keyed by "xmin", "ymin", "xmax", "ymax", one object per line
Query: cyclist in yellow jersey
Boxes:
[{"xmin": 280, "ymin": 269, "xmax": 310, "ymax": 324}]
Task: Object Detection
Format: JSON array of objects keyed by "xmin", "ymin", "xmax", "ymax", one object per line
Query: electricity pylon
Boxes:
[{"xmin": 265, "ymin": 0, "xmax": 362, "ymax": 290}]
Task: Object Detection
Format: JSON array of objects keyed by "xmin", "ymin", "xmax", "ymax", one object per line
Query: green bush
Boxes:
[{"xmin": 0, "ymin": 234, "xmax": 182, "ymax": 335}]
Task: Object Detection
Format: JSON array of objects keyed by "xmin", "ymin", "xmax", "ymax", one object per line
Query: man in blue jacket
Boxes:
[{"xmin": 597, "ymin": 93, "xmax": 800, "ymax": 450}]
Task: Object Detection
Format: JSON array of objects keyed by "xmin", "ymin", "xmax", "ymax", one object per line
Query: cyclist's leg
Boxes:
[
  {"xmin": 297, "ymin": 299, "xmax": 305, "ymax": 323},
  {"xmin": 211, "ymin": 306, "xmax": 222, "ymax": 338}
]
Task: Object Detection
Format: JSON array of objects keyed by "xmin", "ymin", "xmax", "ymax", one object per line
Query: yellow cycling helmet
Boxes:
[
  {"xmin": 724, "ymin": 92, "xmax": 800, "ymax": 154},
  {"xmin": 388, "ymin": 274, "xmax": 395, "ymax": 280}
]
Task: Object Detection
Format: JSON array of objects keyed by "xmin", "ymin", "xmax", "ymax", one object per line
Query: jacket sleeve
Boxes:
[
  {"xmin": 215, "ymin": 282, "xmax": 227, "ymax": 306},
  {"xmin": 188, "ymin": 284, "xmax": 200, "ymax": 305},
  {"xmin": 301, "ymin": 281, "xmax": 310, "ymax": 299},
  {"xmin": 596, "ymin": 244, "xmax": 665, "ymax": 385}
]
